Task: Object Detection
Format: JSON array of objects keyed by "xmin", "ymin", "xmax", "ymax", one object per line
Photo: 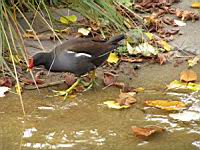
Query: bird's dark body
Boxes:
[{"xmin": 31, "ymin": 34, "xmax": 125, "ymax": 77}]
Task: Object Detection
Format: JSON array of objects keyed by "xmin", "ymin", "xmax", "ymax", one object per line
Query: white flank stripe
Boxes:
[
  {"xmin": 75, "ymin": 53, "xmax": 92, "ymax": 58},
  {"xmin": 66, "ymin": 51, "xmax": 75, "ymax": 54}
]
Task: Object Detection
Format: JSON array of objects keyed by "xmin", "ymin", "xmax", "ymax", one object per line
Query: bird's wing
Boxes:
[{"xmin": 55, "ymin": 38, "xmax": 114, "ymax": 57}]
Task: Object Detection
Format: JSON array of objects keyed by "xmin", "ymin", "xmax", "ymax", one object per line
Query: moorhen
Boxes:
[{"xmin": 28, "ymin": 34, "xmax": 125, "ymax": 98}]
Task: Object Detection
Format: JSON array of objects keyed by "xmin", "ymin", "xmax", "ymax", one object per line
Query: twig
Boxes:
[{"xmin": 24, "ymin": 80, "xmax": 66, "ymax": 90}]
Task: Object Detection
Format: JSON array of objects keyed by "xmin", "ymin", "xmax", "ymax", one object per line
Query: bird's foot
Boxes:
[
  {"xmin": 52, "ymin": 78, "xmax": 81, "ymax": 100},
  {"xmin": 81, "ymin": 79, "xmax": 98, "ymax": 92}
]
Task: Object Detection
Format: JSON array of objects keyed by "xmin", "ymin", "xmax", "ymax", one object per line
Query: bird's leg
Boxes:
[
  {"xmin": 83, "ymin": 70, "xmax": 98, "ymax": 91},
  {"xmin": 52, "ymin": 78, "xmax": 81, "ymax": 99}
]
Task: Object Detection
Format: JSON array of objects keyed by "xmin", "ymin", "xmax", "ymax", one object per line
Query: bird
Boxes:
[{"xmin": 28, "ymin": 34, "xmax": 125, "ymax": 98}]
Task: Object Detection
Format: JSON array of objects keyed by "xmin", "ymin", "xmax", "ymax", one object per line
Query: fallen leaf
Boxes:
[
  {"xmin": 158, "ymin": 40, "xmax": 171, "ymax": 51},
  {"xmin": 15, "ymin": 84, "xmax": 22, "ymax": 94},
  {"xmin": 0, "ymin": 77, "xmax": 12, "ymax": 88},
  {"xmin": 145, "ymin": 32, "xmax": 154, "ymax": 40},
  {"xmin": 103, "ymin": 101, "xmax": 130, "ymax": 109},
  {"xmin": 103, "ymin": 72, "xmax": 117, "ymax": 86},
  {"xmin": 117, "ymin": 92, "xmax": 137, "ymax": 106},
  {"xmin": 78, "ymin": 28, "xmax": 91, "ymax": 36},
  {"xmin": 132, "ymin": 87, "xmax": 145, "ymax": 93},
  {"xmin": 169, "ymin": 110, "xmax": 200, "ymax": 121},
  {"xmin": 145, "ymin": 100, "xmax": 186, "ymax": 111},
  {"xmin": 188, "ymin": 56, "xmax": 200, "ymax": 67},
  {"xmin": 167, "ymin": 80, "xmax": 200, "ymax": 91},
  {"xmin": 121, "ymin": 57, "xmax": 143, "ymax": 63},
  {"xmin": 0, "ymin": 86, "xmax": 10, "ymax": 97},
  {"xmin": 129, "ymin": 42, "xmax": 158, "ymax": 56},
  {"xmin": 157, "ymin": 53, "xmax": 168, "ymax": 65},
  {"xmin": 132, "ymin": 126, "xmax": 165, "ymax": 139},
  {"xmin": 180, "ymin": 70, "xmax": 197, "ymax": 82},
  {"xmin": 59, "ymin": 15, "xmax": 77, "ymax": 25},
  {"xmin": 107, "ymin": 53, "xmax": 119, "ymax": 64},
  {"xmin": 191, "ymin": 2, "xmax": 200, "ymax": 9},
  {"xmin": 174, "ymin": 19, "xmax": 186, "ymax": 26}
]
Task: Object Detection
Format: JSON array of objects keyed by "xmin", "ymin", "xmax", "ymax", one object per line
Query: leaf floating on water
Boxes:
[
  {"xmin": 132, "ymin": 126, "xmax": 165, "ymax": 139},
  {"xmin": 167, "ymin": 80, "xmax": 200, "ymax": 91},
  {"xmin": 60, "ymin": 15, "xmax": 77, "ymax": 25},
  {"xmin": 103, "ymin": 101, "xmax": 130, "ymax": 109},
  {"xmin": 78, "ymin": 28, "xmax": 91, "ymax": 36},
  {"xmin": 169, "ymin": 110, "xmax": 200, "ymax": 121},
  {"xmin": 180, "ymin": 70, "xmax": 197, "ymax": 82},
  {"xmin": 0, "ymin": 86, "xmax": 10, "ymax": 97},
  {"xmin": 107, "ymin": 53, "xmax": 119, "ymax": 64},
  {"xmin": 145, "ymin": 100, "xmax": 186, "ymax": 111}
]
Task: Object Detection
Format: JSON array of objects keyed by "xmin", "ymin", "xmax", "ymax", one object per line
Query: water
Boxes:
[{"xmin": 1, "ymin": 63, "xmax": 200, "ymax": 150}]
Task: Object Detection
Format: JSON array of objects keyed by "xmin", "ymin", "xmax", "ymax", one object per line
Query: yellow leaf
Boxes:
[
  {"xmin": 145, "ymin": 100, "xmax": 186, "ymax": 111},
  {"xmin": 167, "ymin": 80, "xmax": 200, "ymax": 91},
  {"xmin": 145, "ymin": 32, "xmax": 154, "ymax": 40},
  {"xmin": 15, "ymin": 84, "xmax": 22, "ymax": 94},
  {"xmin": 158, "ymin": 40, "xmax": 171, "ymax": 51},
  {"xmin": 59, "ymin": 15, "xmax": 77, "ymax": 25},
  {"xmin": 103, "ymin": 101, "xmax": 130, "ymax": 109},
  {"xmin": 107, "ymin": 53, "xmax": 119, "ymax": 64},
  {"xmin": 191, "ymin": 2, "xmax": 200, "ymax": 8}
]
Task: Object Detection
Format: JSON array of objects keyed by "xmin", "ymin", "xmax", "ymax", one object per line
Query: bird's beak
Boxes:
[{"xmin": 28, "ymin": 58, "xmax": 34, "ymax": 70}]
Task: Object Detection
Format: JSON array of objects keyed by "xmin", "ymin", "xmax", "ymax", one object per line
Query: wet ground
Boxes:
[{"xmin": 1, "ymin": 0, "xmax": 200, "ymax": 150}]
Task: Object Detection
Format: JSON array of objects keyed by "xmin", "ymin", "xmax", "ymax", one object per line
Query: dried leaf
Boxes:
[
  {"xmin": 0, "ymin": 77, "xmax": 12, "ymax": 88},
  {"xmin": 157, "ymin": 53, "xmax": 168, "ymax": 65},
  {"xmin": 180, "ymin": 70, "xmax": 197, "ymax": 82},
  {"xmin": 117, "ymin": 92, "xmax": 137, "ymax": 106},
  {"xmin": 78, "ymin": 28, "xmax": 91, "ymax": 36},
  {"xmin": 132, "ymin": 126, "xmax": 165, "ymax": 139},
  {"xmin": 121, "ymin": 57, "xmax": 143, "ymax": 63},
  {"xmin": 0, "ymin": 86, "xmax": 10, "ymax": 97},
  {"xmin": 107, "ymin": 53, "xmax": 119, "ymax": 64},
  {"xmin": 169, "ymin": 110, "xmax": 200, "ymax": 121},
  {"xmin": 158, "ymin": 40, "xmax": 171, "ymax": 51},
  {"xmin": 103, "ymin": 101, "xmax": 130, "ymax": 109},
  {"xmin": 191, "ymin": 2, "xmax": 200, "ymax": 9},
  {"xmin": 174, "ymin": 19, "xmax": 186, "ymax": 26},
  {"xmin": 188, "ymin": 56, "xmax": 200, "ymax": 67},
  {"xmin": 145, "ymin": 100, "xmax": 186, "ymax": 111},
  {"xmin": 103, "ymin": 72, "xmax": 117, "ymax": 86}
]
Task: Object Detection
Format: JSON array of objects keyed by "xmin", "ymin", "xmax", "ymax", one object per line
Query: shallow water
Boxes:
[{"xmin": 1, "ymin": 63, "xmax": 200, "ymax": 150}]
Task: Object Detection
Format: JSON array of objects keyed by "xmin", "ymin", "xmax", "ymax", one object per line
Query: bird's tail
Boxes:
[{"xmin": 106, "ymin": 34, "xmax": 125, "ymax": 44}]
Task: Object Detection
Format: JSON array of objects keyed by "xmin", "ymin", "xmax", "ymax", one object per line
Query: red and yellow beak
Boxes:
[{"xmin": 28, "ymin": 58, "xmax": 34, "ymax": 70}]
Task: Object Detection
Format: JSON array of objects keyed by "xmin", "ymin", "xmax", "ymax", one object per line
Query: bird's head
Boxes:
[{"xmin": 28, "ymin": 52, "xmax": 46, "ymax": 70}]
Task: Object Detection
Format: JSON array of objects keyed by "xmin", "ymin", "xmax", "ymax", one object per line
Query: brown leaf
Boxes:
[
  {"xmin": 103, "ymin": 72, "xmax": 117, "ymax": 86},
  {"xmin": 180, "ymin": 70, "xmax": 197, "ymax": 83},
  {"xmin": 64, "ymin": 73, "xmax": 76, "ymax": 86},
  {"xmin": 117, "ymin": 92, "xmax": 137, "ymax": 106},
  {"xmin": 121, "ymin": 57, "xmax": 143, "ymax": 63},
  {"xmin": 157, "ymin": 53, "xmax": 168, "ymax": 65},
  {"xmin": 0, "ymin": 77, "xmax": 13, "ymax": 88},
  {"xmin": 132, "ymin": 126, "xmax": 165, "ymax": 139}
]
